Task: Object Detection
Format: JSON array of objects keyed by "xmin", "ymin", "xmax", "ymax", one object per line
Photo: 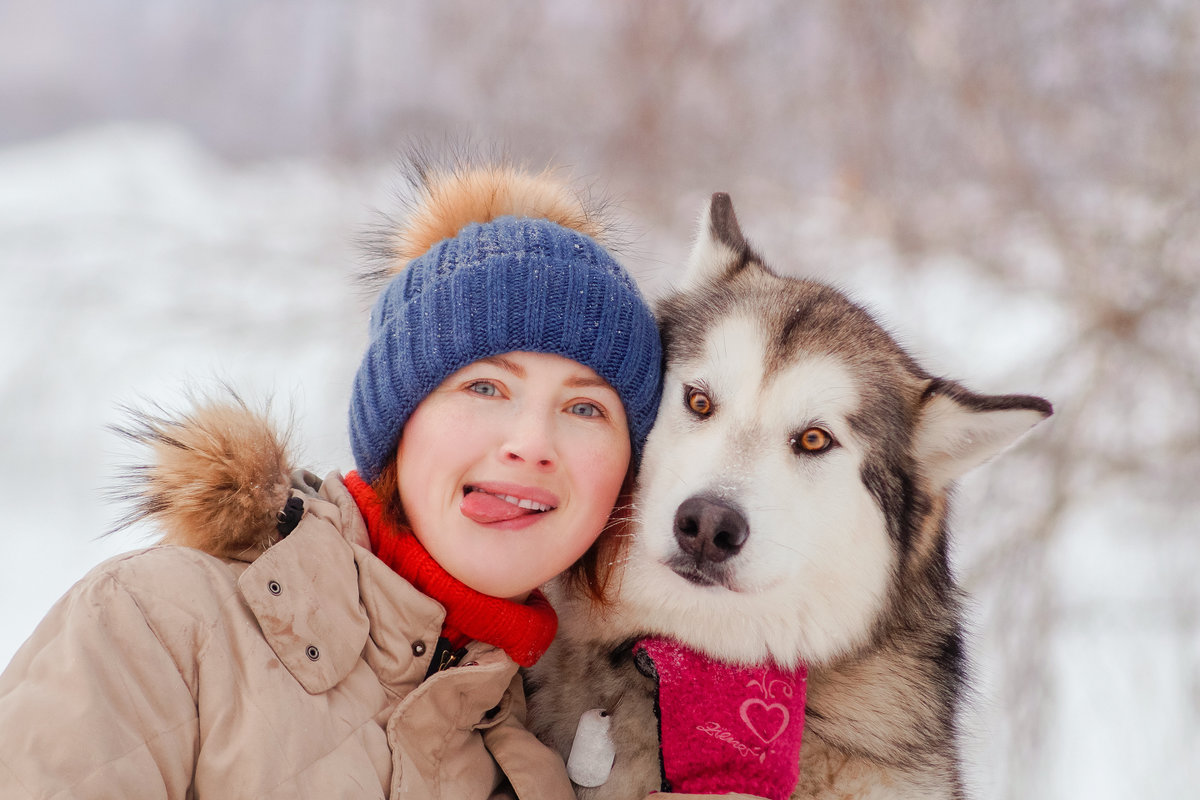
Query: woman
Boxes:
[{"xmin": 0, "ymin": 161, "xmax": 662, "ymax": 799}]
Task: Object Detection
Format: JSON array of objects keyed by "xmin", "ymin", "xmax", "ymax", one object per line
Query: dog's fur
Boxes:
[{"xmin": 526, "ymin": 193, "xmax": 1052, "ymax": 799}]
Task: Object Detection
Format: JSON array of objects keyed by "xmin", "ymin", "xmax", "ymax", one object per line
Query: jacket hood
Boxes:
[{"xmin": 111, "ymin": 393, "xmax": 294, "ymax": 558}]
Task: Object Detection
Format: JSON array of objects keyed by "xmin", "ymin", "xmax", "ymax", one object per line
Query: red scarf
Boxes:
[{"xmin": 344, "ymin": 471, "xmax": 558, "ymax": 668}]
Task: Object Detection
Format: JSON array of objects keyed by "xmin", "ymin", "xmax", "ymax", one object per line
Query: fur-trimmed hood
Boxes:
[{"xmin": 112, "ymin": 395, "xmax": 296, "ymax": 559}]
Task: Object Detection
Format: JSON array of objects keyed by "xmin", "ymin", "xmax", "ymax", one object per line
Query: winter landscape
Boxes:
[{"xmin": 2, "ymin": 2, "xmax": 1197, "ymax": 797}]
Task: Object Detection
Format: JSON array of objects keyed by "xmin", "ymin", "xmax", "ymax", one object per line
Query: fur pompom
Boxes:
[
  {"xmin": 361, "ymin": 147, "xmax": 620, "ymax": 287},
  {"xmin": 110, "ymin": 393, "xmax": 293, "ymax": 558}
]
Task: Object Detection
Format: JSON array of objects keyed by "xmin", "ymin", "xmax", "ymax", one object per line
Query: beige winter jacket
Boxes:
[{"xmin": 0, "ymin": 401, "xmax": 574, "ymax": 799}]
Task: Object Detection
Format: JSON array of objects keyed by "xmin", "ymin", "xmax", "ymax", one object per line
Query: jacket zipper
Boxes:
[{"xmin": 425, "ymin": 637, "xmax": 469, "ymax": 679}]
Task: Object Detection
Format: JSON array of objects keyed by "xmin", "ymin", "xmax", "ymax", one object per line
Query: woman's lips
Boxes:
[{"xmin": 460, "ymin": 483, "xmax": 559, "ymax": 525}]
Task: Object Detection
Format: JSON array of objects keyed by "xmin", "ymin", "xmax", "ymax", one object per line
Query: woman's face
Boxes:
[{"xmin": 395, "ymin": 351, "xmax": 631, "ymax": 601}]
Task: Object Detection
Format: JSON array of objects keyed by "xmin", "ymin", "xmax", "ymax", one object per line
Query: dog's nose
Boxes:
[{"xmin": 673, "ymin": 496, "xmax": 749, "ymax": 563}]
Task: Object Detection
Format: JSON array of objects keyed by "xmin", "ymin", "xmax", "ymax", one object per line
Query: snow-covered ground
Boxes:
[{"xmin": 1, "ymin": 124, "xmax": 1193, "ymax": 797}]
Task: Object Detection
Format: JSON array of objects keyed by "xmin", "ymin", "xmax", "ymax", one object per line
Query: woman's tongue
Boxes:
[{"xmin": 460, "ymin": 490, "xmax": 540, "ymax": 524}]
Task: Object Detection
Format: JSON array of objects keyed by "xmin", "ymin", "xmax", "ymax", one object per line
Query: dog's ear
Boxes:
[
  {"xmin": 682, "ymin": 193, "xmax": 754, "ymax": 289},
  {"xmin": 913, "ymin": 379, "xmax": 1052, "ymax": 492}
]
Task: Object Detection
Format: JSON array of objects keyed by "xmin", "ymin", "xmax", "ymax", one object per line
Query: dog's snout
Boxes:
[{"xmin": 673, "ymin": 496, "xmax": 749, "ymax": 563}]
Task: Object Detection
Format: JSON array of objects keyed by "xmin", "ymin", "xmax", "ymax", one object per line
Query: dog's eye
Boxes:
[
  {"xmin": 685, "ymin": 386, "xmax": 713, "ymax": 417},
  {"xmin": 791, "ymin": 427, "xmax": 835, "ymax": 455}
]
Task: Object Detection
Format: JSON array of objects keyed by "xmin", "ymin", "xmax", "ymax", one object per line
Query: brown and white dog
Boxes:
[{"xmin": 526, "ymin": 193, "xmax": 1052, "ymax": 799}]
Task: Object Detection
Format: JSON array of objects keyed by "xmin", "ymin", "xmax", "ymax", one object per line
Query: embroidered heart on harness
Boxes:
[{"xmin": 739, "ymin": 698, "xmax": 790, "ymax": 744}]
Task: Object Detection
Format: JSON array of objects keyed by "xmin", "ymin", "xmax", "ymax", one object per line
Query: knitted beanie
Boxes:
[{"xmin": 350, "ymin": 213, "xmax": 662, "ymax": 483}]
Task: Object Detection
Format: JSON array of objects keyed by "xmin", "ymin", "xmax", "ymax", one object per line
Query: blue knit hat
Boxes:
[{"xmin": 350, "ymin": 214, "xmax": 662, "ymax": 483}]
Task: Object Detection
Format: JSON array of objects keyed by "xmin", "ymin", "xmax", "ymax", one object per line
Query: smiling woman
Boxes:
[{"xmin": 0, "ymin": 157, "xmax": 668, "ymax": 800}]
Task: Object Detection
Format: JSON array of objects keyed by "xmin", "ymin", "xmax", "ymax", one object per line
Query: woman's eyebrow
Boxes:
[
  {"xmin": 479, "ymin": 355, "xmax": 526, "ymax": 377},
  {"xmin": 565, "ymin": 375, "xmax": 615, "ymax": 391},
  {"xmin": 477, "ymin": 357, "xmax": 613, "ymax": 392}
]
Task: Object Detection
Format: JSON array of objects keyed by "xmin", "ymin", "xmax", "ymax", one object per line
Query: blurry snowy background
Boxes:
[{"xmin": 2, "ymin": 1, "xmax": 1197, "ymax": 797}]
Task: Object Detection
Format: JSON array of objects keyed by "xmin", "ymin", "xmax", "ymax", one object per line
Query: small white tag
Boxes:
[{"xmin": 566, "ymin": 708, "xmax": 615, "ymax": 787}]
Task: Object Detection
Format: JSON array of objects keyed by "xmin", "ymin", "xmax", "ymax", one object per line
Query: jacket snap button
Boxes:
[
  {"xmin": 306, "ymin": 645, "xmax": 320, "ymax": 661},
  {"xmin": 268, "ymin": 580, "xmax": 282, "ymax": 596},
  {"xmin": 411, "ymin": 641, "xmax": 427, "ymax": 657}
]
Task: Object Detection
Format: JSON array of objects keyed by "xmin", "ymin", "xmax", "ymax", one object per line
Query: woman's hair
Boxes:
[{"xmin": 369, "ymin": 452, "xmax": 633, "ymax": 607}]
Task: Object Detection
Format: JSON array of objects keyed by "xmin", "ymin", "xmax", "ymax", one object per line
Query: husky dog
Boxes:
[{"xmin": 526, "ymin": 193, "xmax": 1052, "ymax": 799}]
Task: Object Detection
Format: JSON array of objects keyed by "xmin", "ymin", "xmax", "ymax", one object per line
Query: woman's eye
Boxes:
[
  {"xmin": 467, "ymin": 381, "xmax": 499, "ymax": 397},
  {"xmin": 790, "ymin": 427, "xmax": 835, "ymax": 455},
  {"xmin": 568, "ymin": 402, "xmax": 603, "ymax": 418},
  {"xmin": 685, "ymin": 386, "xmax": 713, "ymax": 417}
]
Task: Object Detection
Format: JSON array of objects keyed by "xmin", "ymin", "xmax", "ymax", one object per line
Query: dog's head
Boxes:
[{"xmin": 610, "ymin": 193, "xmax": 1051, "ymax": 668}]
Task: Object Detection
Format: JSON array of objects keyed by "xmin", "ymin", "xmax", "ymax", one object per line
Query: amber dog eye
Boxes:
[
  {"xmin": 791, "ymin": 427, "xmax": 834, "ymax": 455},
  {"xmin": 685, "ymin": 386, "xmax": 713, "ymax": 417}
]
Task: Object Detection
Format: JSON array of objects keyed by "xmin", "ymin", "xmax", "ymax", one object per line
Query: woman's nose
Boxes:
[{"xmin": 501, "ymin": 412, "xmax": 557, "ymax": 468}]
